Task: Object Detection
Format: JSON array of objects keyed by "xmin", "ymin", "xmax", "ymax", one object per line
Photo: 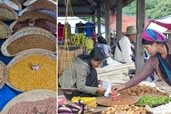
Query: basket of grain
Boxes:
[
  {"xmin": 20, "ymin": 0, "xmax": 56, "ymax": 16},
  {"xmin": 1, "ymin": 27, "xmax": 56, "ymax": 57},
  {"xmin": 58, "ymin": 46, "xmax": 83, "ymax": 76},
  {"xmin": 0, "ymin": 61, "xmax": 8, "ymax": 89},
  {"xmin": 10, "ymin": 11, "xmax": 56, "ymax": 34},
  {"xmin": 6, "ymin": 49, "xmax": 56, "ymax": 92},
  {"xmin": 0, "ymin": 0, "xmax": 22, "ymax": 11},
  {"xmin": 1, "ymin": 89, "xmax": 56, "ymax": 114},
  {"xmin": 0, "ymin": 21, "xmax": 11, "ymax": 39},
  {"xmin": 0, "ymin": 4, "xmax": 18, "ymax": 21}
]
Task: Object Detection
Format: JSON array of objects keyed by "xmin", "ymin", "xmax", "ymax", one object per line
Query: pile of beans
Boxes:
[{"xmin": 7, "ymin": 98, "xmax": 56, "ymax": 114}]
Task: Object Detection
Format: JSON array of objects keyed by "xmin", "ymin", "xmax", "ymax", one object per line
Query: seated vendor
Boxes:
[{"xmin": 59, "ymin": 47, "xmax": 106, "ymax": 100}]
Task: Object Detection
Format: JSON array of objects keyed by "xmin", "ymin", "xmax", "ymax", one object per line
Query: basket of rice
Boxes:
[
  {"xmin": 1, "ymin": 89, "xmax": 56, "ymax": 114},
  {"xmin": 1, "ymin": 27, "xmax": 56, "ymax": 57},
  {"xmin": 6, "ymin": 49, "xmax": 56, "ymax": 92},
  {"xmin": 0, "ymin": 4, "xmax": 18, "ymax": 21},
  {"xmin": 0, "ymin": 21, "xmax": 11, "ymax": 39}
]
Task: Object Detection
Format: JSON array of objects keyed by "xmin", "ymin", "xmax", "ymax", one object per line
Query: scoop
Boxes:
[{"xmin": 112, "ymin": 88, "xmax": 120, "ymax": 101}]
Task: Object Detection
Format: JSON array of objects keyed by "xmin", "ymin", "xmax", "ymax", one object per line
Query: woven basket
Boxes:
[
  {"xmin": 0, "ymin": 61, "xmax": 8, "ymax": 89},
  {"xmin": 1, "ymin": 0, "xmax": 22, "ymax": 11},
  {"xmin": 0, "ymin": 4, "xmax": 18, "ymax": 21},
  {"xmin": 10, "ymin": 11, "xmax": 56, "ymax": 33},
  {"xmin": 20, "ymin": 0, "xmax": 56, "ymax": 16},
  {"xmin": 1, "ymin": 89, "xmax": 56, "ymax": 114},
  {"xmin": 1, "ymin": 27, "xmax": 56, "ymax": 57},
  {"xmin": 58, "ymin": 46, "xmax": 83, "ymax": 76},
  {"xmin": 6, "ymin": 49, "xmax": 56, "ymax": 92},
  {"xmin": 23, "ymin": 0, "xmax": 56, "ymax": 6},
  {"xmin": 0, "ymin": 21, "xmax": 11, "ymax": 39},
  {"xmin": 23, "ymin": 0, "xmax": 39, "ymax": 6}
]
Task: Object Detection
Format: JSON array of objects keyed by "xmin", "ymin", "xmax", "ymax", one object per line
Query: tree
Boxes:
[{"xmin": 123, "ymin": 0, "xmax": 171, "ymax": 19}]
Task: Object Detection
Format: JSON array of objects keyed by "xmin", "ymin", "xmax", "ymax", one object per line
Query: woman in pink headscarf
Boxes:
[{"xmin": 113, "ymin": 29, "xmax": 171, "ymax": 92}]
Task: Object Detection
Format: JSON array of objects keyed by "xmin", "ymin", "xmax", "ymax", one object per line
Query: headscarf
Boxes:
[
  {"xmin": 90, "ymin": 47, "xmax": 106, "ymax": 61},
  {"xmin": 141, "ymin": 29, "xmax": 166, "ymax": 43}
]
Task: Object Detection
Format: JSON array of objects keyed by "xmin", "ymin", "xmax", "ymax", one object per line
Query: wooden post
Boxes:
[
  {"xmin": 116, "ymin": 0, "xmax": 122, "ymax": 42},
  {"xmin": 97, "ymin": 3, "xmax": 101, "ymax": 37},
  {"xmin": 105, "ymin": 0, "xmax": 110, "ymax": 45},
  {"xmin": 135, "ymin": 0, "xmax": 145, "ymax": 73},
  {"xmin": 92, "ymin": 16, "xmax": 95, "ymax": 23}
]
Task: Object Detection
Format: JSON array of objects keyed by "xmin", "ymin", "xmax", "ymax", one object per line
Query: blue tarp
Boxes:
[
  {"xmin": 0, "ymin": 39, "xmax": 22, "ymax": 111},
  {"xmin": 0, "ymin": 85, "xmax": 21, "ymax": 110}
]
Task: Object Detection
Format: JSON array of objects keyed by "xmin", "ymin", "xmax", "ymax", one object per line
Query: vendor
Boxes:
[
  {"xmin": 97, "ymin": 36, "xmax": 121, "ymax": 67},
  {"xmin": 59, "ymin": 47, "xmax": 106, "ymax": 100},
  {"xmin": 113, "ymin": 29, "xmax": 171, "ymax": 92}
]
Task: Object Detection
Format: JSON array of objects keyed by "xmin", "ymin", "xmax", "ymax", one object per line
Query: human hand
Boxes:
[
  {"xmin": 96, "ymin": 88, "xmax": 106, "ymax": 94},
  {"xmin": 112, "ymin": 85, "xmax": 125, "ymax": 93},
  {"xmin": 98, "ymin": 80, "xmax": 107, "ymax": 86}
]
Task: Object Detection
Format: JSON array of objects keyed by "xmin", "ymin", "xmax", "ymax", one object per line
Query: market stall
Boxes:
[
  {"xmin": 58, "ymin": 81, "xmax": 171, "ymax": 114},
  {"xmin": 58, "ymin": 0, "xmax": 171, "ymax": 113},
  {"xmin": 0, "ymin": 0, "xmax": 57, "ymax": 113}
]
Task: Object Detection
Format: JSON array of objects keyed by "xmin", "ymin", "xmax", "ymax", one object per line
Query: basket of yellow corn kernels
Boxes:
[{"xmin": 6, "ymin": 49, "xmax": 56, "ymax": 92}]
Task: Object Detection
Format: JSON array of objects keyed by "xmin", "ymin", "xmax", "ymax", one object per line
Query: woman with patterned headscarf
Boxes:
[{"xmin": 113, "ymin": 28, "xmax": 171, "ymax": 92}]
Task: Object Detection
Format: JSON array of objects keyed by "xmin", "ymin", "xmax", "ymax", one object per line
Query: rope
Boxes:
[{"xmin": 60, "ymin": 0, "xmax": 77, "ymax": 89}]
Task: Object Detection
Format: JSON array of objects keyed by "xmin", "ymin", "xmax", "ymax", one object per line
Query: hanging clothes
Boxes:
[
  {"xmin": 58, "ymin": 22, "xmax": 64, "ymax": 41},
  {"xmin": 64, "ymin": 22, "xmax": 71, "ymax": 39},
  {"xmin": 84, "ymin": 22, "xmax": 95, "ymax": 37},
  {"xmin": 75, "ymin": 21, "xmax": 85, "ymax": 33}
]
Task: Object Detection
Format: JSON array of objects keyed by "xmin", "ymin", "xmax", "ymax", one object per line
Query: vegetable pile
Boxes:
[
  {"xmin": 70, "ymin": 33, "xmax": 88, "ymax": 47},
  {"xmin": 120, "ymin": 85, "xmax": 168, "ymax": 96},
  {"xmin": 101, "ymin": 105, "xmax": 147, "ymax": 114},
  {"xmin": 137, "ymin": 96, "xmax": 171, "ymax": 107},
  {"xmin": 58, "ymin": 100, "xmax": 87, "ymax": 114}
]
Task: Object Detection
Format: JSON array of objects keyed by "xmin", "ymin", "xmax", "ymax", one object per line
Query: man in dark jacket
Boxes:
[{"xmin": 59, "ymin": 47, "xmax": 106, "ymax": 100}]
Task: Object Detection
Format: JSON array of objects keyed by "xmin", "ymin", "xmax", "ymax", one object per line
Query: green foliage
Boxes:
[{"xmin": 123, "ymin": 0, "xmax": 171, "ymax": 19}]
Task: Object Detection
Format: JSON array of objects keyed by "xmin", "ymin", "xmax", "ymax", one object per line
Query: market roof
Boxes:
[{"xmin": 58, "ymin": 0, "xmax": 134, "ymax": 16}]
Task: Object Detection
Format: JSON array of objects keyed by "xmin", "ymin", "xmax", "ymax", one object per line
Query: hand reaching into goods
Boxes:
[
  {"xmin": 96, "ymin": 88, "xmax": 106, "ymax": 94},
  {"xmin": 112, "ymin": 85, "xmax": 126, "ymax": 93}
]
